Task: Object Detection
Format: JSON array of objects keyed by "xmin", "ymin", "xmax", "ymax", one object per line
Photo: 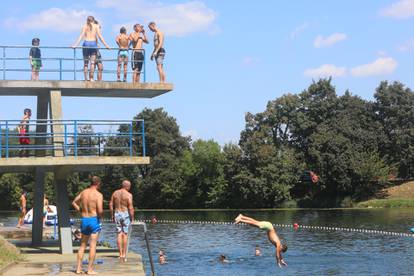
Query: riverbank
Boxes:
[
  {"xmin": 0, "ymin": 236, "xmax": 22, "ymax": 272},
  {"xmin": 356, "ymin": 181, "xmax": 414, "ymax": 208}
]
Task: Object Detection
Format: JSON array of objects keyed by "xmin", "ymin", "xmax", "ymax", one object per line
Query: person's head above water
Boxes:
[
  {"xmin": 120, "ymin": 26, "xmax": 127, "ymax": 34},
  {"xmin": 90, "ymin": 176, "xmax": 101, "ymax": 187},
  {"xmin": 122, "ymin": 180, "xmax": 131, "ymax": 191}
]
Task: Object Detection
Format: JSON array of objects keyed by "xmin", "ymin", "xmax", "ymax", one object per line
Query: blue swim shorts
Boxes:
[
  {"xmin": 114, "ymin": 211, "xmax": 131, "ymax": 234},
  {"xmin": 80, "ymin": 217, "xmax": 101, "ymax": 236},
  {"xmin": 82, "ymin": 40, "xmax": 98, "ymax": 59}
]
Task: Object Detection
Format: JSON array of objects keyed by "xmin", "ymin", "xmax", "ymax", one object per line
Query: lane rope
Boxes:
[{"xmin": 71, "ymin": 218, "xmax": 414, "ymax": 238}]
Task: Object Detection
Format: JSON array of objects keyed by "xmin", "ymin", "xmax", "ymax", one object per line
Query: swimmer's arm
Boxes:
[
  {"xmin": 97, "ymin": 193, "xmax": 104, "ymax": 219},
  {"xmin": 72, "ymin": 193, "xmax": 81, "ymax": 212},
  {"xmin": 127, "ymin": 194, "xmax": 134, "ymax": 222},
  {"xmin": 109, "ymin": 193, "xmax": 114, "ymax": 221},
  {"xmin": 72, "ymin": 26, "xmax": 86, "ymax": 48},
  {"xmin": 276, "ymin": 245, "xmax": 287, "ymax": 268}
]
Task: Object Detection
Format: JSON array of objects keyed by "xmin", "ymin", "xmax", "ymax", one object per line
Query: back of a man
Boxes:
[
  {"xmin": 110, "ymin": 180, "xmax": 134, "ymax": 259},
  {"xmin": 72, "ymin": 176, "xmax": 103, "ymax": 275}
]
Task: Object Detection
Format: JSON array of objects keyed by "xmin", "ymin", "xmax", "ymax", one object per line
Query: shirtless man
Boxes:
[
  {"xmin": 109, "ymin": 180, "xmax": 134, "ymax": 259},
  {"xmin": 148, "ymin": 22, "xmax": 166, "ymax": 83},
  {"xmin": 235, "ymin": 214, "xmax": 288, "ymax": 268},
  {"xmin": 94, "ymin": 20, "xmax": 104, "ymax": 81},
  {"xmin": 72, "ymin": 16, "xmax": 110, "ymax": 81},
  {"xmin": 72, "ymin": 176, "xmax": 104, "ymax": 275},
  {"xmin": 116, "ymin": 27, "xmax": 130, "ymax": 82},
  {"xmin": 19, "ymin": 108, "xmax": 31, "ymax": 157},
  {"xmin": 129, "ymin": 24, "xmax": 148, "ymax": 83},
  {"xmin": 16, "ymin": 191, "xmax": 27, "ymax": 228}
]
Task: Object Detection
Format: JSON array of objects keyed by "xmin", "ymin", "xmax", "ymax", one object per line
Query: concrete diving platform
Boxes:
[
  {"xmin": 0, "ymin": 80, "xmax": 173, "ymax": 98},
  {"xmin": 0, "ymin": 156, "xmax": 150, "ymax": 172}
]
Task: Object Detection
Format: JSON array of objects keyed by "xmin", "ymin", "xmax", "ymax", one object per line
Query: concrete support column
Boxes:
[
  {"xmin": 32, "ymin": 168, "xmax": 45, "ymax": 246},
  {"xmin": 54, "ymin": 166, "xmax": 73, "ymax": 254},
  {"xmin": 32, "ymin": 95, "xmax": 50, "ymax": 246},
  {"xmin": 49, "ymin": 90, "xmax": 64, "ymax": 157}
]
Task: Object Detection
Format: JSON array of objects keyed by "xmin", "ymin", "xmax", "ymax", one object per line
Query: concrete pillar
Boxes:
[
  {"xmin": 54, "ymin": 166, "xmax": 73, "ymax": 254},
  {"xmin": 32, "ymin": 95, "xmax": 49, "ymax": 246},
  {"xmin": 32, "ymin": 168, "xmax": 45, "ymax": 246},
  {"xmin": 49, "ymin": 90, "xmax": 64, "ymax": 157}
]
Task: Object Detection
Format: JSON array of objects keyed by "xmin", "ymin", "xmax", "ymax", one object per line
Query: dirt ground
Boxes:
[{"xmin": 382, "ymin": 181, "xmax": 414, "ymax": 199}]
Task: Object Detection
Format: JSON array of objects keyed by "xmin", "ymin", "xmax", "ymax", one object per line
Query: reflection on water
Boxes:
[{"xmin": 2, "ymin": 209, "xmax": 414, "ymax": 276}]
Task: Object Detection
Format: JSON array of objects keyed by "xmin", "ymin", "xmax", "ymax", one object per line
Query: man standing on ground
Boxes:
[
  {"xmin": 129, "ymin": 24, "xmax": 148, "ymax": 83},
  {"xmin": 72, "ymin": 176, "xmax": 104, "ymax": 275},
  {"xmin": 148, "ymin": 22, "xmax": 166, "ymax": 83},
  {"xmin": 16, "ymin": 191, "xmax": 27, "ymax": 228},
  {"xmin": 109, "ymin": 180, "xmax": 134, "ymax": 260}
]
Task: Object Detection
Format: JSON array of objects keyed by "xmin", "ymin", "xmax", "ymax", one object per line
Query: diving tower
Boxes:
[{"xmin": 0, "ymin": 45, "xmax": 173, "ymax": 254}]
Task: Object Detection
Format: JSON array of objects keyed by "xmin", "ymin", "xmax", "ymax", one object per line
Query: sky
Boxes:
[{"xmin": 0, "ymin": 0, "xmax": 413, "ymax": 145}]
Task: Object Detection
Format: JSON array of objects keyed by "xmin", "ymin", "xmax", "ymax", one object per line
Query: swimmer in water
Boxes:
[
  {"xmin": 255, "ymin": 246, "xmax": 261, "ymax": 256},
  {"xmin": 219, "ymin": 255, "xmax": 229, "ymax": 263},
  {"xmin": 159, "ymin": 250, "xmax": 167, "ymax": 264},
  {"xmin": 235, "ymin": 214, "xmax": 287, "ymax": 267}
]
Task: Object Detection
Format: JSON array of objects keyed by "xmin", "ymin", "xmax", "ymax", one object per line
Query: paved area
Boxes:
[{"xmin": 2, "ymin": 241, "xmax": 146, "ymax": 276}]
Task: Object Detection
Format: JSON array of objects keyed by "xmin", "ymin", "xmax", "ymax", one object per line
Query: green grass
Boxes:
[
  {"xmin": 0, "ymin": 236, "xmax": 22, "ymax": 270},
  {"xmin": 356, "ymin": 198, "xmax": 414, "ymax": 208}
]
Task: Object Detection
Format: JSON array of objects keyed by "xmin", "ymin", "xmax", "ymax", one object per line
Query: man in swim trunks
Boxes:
[
  {"xmin": 148, "ymin": 22, "xmax": 166, "ymax": 83},
  {"xmin": 129, "ymin": 24, "xmax": 148, "ymax": 83},
  {"xmin": 16, "ymin": 191, "xmax": 27, "ymax": 228},
  {"xmin": 116, "ymin": 27, "xmax": 130, "ymax": 82},
  {"xmin": 72, "ymin": 16, "xmax": 110, "ymax": 81},
  {"xmin": 109, "ymin": 180, "xmax": 134, "ymax": 259},
  {"xmin": 235, "ymin": 214, "xmax": 288, "ymax": 267},
  {"xmin": 72, "ymin": 176, "xmax": 104, "ymax": 274}
]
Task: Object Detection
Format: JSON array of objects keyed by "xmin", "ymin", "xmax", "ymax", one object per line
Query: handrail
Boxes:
[
  {"xmin": 0, "ymin": 119, "xmax": 146, "ymax": 158},
  {"xmin": 0, "ymin": 45, "xmax": 146, "ymax": 82}
]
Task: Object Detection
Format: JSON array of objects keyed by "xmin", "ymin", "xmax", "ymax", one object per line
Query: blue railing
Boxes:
[
  {"xmin": 0, "ymin": 119, "xmax": 146, "ymax": 158},
  {"xmin": 0, "ymin": 45, "xmax": 146, "ymax": 82}
]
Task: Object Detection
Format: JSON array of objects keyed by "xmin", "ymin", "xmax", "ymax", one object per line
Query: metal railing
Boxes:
[
  {"xmin": 0, "ymin": 119, "xmax": 146, "ymax": 158},
  {"xmin": 0, "ymin": 45, "xmax": 146, "ymax": 82}
]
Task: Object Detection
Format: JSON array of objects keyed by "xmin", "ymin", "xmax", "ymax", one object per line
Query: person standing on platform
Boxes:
[
  {"xmin": 29, "ymin": 38, "xmax": 42, "ymax": 80},
  {"xmin": 129, "ymin": 24, "xmax": 148, "ymax": 83},
  {"xmin": 72, "ymin": 16, "xmax": 110, "ymax": 81},
  {"xmin": 19, "ymin": 108, "xmax": 31, "ymax": 157},
  {"xmin": 95, "ymin": 20, "xmax": 104, "ymax": 81},
  {"xmin": 72, "ymin": 176, "xmax": 104, "ymax": 275},
  {"xmin": 148, "ymin": 22, "xmax": 166, "ymax": 83},
  {"xmin": 116, "ymin": 27, "xmax": 130, "ymax": 82},
  {"xmin": 16, "ymin": 191, "xmax": 27, "ymax": 228},
  {"xmin": 109, "ymin": 180, "xmax": 134, "ymax": 260}
]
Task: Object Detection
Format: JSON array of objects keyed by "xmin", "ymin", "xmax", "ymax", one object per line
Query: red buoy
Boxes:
[
  {"xmin": 151, "ymin": 216, "xmax": 158, "ymax": 224},
  {"xmin": 293, "ymin": 223, "xmax": 299, "ymax": 230}
]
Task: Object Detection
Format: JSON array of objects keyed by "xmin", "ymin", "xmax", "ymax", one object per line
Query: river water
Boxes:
[{"xmin": 1, "ymin": 209, "xmax": 414, "ymax": 275}]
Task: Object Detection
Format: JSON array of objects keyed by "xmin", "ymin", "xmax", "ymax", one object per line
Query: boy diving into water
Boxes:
[{"xmin": 235, "ymin": 214, "xmax": 288, "ymax": 267}]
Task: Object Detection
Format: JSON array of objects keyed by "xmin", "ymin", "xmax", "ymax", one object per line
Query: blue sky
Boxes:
[{"xmin": 0, "ymin": 0, "xmax": 413, "ymax": 145}]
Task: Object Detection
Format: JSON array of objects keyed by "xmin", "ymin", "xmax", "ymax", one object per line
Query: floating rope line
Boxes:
[{"xmin": 70, "ymin": 218, "xmax": 414, "ymax": 238}]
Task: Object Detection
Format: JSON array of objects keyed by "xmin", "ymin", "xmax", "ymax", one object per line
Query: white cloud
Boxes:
[
  {"xmin": 4, "ymin": 8, "xmax": 93, "ymax": 33},
  {"xmin": 290, "ymin": 22, "xmax": 310, "ymax": 39},
  {"xmin": 397, "ymin": 38, "xmax": 414, "ymax": 52},
  {"xmin": 350, "ymin": 57, "xmax": 398, "ymax": 77},
  {"xmin": 96, "ymin": 0, "xmax": 217, "ymax": 37},
  {"xmin": 242, "ymin": 56, "xmax": 260, "ymax": 66},
  {"xmin": 314, "ymin": 33, "xmax": 347, "ymax": 48},
  {"xmin": 380, "ymin": 0, "xmax": 414, "ymax": 19},
  {"xmin": 304, "ymin": 64, "xmax": 347, "ymax": 78}
]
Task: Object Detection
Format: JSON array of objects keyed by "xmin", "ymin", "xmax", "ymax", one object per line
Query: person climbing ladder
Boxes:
[{"xmin": 235, "ymin": 214, "xmax": 288, "ymax": 267}]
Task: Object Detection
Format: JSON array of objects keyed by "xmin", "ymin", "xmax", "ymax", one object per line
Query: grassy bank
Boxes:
[
  {"xmin": 0, "ymin": 236, "xmax": 22, "ymax": 270},
  {"xmin": 356, "ymin": 199, "xmax": 414, "ymax": 208}
]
